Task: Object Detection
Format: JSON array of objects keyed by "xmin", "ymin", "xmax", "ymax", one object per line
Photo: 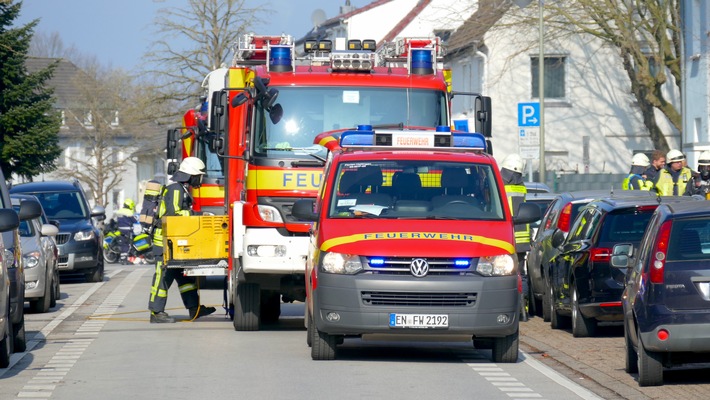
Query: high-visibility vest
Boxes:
[
  {"xmin": 504, "ymin": 183, "xmax": 530, "ymax": 253},
  {"xmin": 622, "ymin": 174, "xmax": 653, "ymax": 190},
  {"xmin": 655, "ymin": 168, "xmax": 693, "ymax": 196}
]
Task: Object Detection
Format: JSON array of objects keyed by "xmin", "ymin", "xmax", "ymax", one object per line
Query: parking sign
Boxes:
[{"xmin": 518, "ymin": 102, "xmax": 540, "ymax": 127}]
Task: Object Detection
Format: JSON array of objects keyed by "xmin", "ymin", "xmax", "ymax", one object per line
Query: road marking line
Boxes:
[{"xmin": 521, "ymin": 350, "xmax": 603, "ymax": 400}]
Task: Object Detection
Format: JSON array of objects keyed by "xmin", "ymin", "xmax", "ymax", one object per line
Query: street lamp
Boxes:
[{"xmin": 513, "ymin": 0, "xmax": 545, "ymax": 184}]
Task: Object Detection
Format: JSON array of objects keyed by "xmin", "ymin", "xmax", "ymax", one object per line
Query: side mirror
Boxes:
[
  {"xmin": 91, "ymin": 205, "xmax": 106, "ymax": 218},
  {"xmin": 41, "ymin": 223, "xmax": 59, "ymax": 237},
  {"xmin": 210, "ymin": 135, "xmax": 225, "ymax": 156},
  {"xmin": 291, "ymin": 199, "xmax": 318, "ymax": 222},
  {"xmin": 0, "ymin": 209, "xmax": 19, "ymax": 232},
  {"xmin": 269, "ymin": 103, "xmax": 283, "ymax": 125},
  {"xmin": 18, "ymin": 200, "xmax": 42, "ymax": 221},
  {"xmin": 513, "ymin": 202, "xmax": 541, "ymax": 225},
  {"xmin": 611, "ymin": 243, "xmax": 633, "ymax": 268},
  {"xmin": 231, "ymin": 91, "xmax": 248, "ymax": 107},
  {"xmin": 551, "ymin": 229, "xmax": 566, "ymax": 248}
]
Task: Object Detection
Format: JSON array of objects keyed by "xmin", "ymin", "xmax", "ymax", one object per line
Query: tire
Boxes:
[
  {"xmin": 637, "ymin": 326, "xmax": 664, "ymax": 386},
  {"xmin": 541, "ymin": 279, "xmax": 551, "ymax": 322},
  {"xmin": 519, "ymin": 273, "xmax": 529, "ymax": 322},
  {"xmin": 143, "ymin": 252, "xmax": 156, "ymax": 264},
  {"xmin": 0, "ymin": 304, "xmax": 12, "ymax": 368},
  {"xmin": 306, "ymin": 313, "xmax": 313, "ymax": 347},
  {"xmin": 234, "ymin": 282, "xmax": 260, "ymax": 331},
  {"xmin": 528, "ymin": 279, "xmax": 540, "ymax": 317},
  {"xmin": 625, "ymin": 322, "xmax": 638, "ymax": 373},
  {"xmin": 491, "ymin": 330, "xmax": 519, "ymax": 363},
  {"xmin": 571, "ymin": 285, "xmax": 596, "ymax": 337},
  {"xmin": 549, "ymin": 282, "xmax": 569, "ymax": 330},
  {"xmin": 103, "ymin": 245, "xmax": 119, "ymax": 264},
  {"xmin": 260, "ymin": 292, "xmax": 281, "ymax": 325},
  {"xmin": 50, "ymin": 269, "xmax": 60, "ymax": 309},
  {"xmin": 86, "ymin": 259, "xmax": 104, "ymax": 283},
  {"xmin": 30, "ymin": 270, "xmax": 52, "ymax": 313},
  {"xmin": 311, "ymin": 324, "xmax": 337, "ymax": 361},
  {"xmin": 12, "ymin": 311, "xmax": 26, "ymax": 353}
]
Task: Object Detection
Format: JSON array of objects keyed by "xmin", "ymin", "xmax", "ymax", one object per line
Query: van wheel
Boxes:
[
  {"xmin": 571, "ymin": 285, "xmax": 596, "ymax": 337},
  {"xmin": 13, "ymin": 311, "xmax": 26, "ymax": 353},
  {"xmin": 625, "ymin": 322, "xmax": 638, "ymax": 373},
  {"xmin": 637, "ymin": 326, "xmax": 663, "ymax": 386},
  {"xmin": 234, "ymin": 282, "xmax": 260, "ymax": 331},
  {"xmin": 491, "ymin": 330, "xmax": 519, "ymax": 363},
  {"xmin": 0, "ymin": 304, "xmax": 12, "ymax": 368},
  {"xmin": 311, "ymin": 324, "xmax": 337, "ymax": 360}
]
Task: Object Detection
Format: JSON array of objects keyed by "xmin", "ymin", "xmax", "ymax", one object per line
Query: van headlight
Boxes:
[
  {"xmin": 74, "ymin": 230, "xmax": 95, "ymax": 241},
  {"xmin": 321, "ymin": 252, "xmax": 363, "ymax": 274},
  {"xmin": 476, "ymin": 254, "xmax": 516, "ymax": 276}
]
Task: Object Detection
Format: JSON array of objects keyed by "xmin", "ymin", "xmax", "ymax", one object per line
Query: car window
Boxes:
[
  {"xmin": 667, "ymin": 218, "xmax": 710, "ymax": 261},
  {"xmin": 541, "ymin": 199, "xmax": 560, "ymax": 230},
  {"xmin": 29, "ymin": 191, "xmax": 88, "ymax": 219},
  {"xmin": 599, "ymin": 209, "xmax": 655, "ymax": 243},
  {"xmin": 636, "ymin": 213, "xmax": 660, "ymax": 273},
  {"xmin": 568, "ymin": 208, "xmax": 599, "ymax": 242}
]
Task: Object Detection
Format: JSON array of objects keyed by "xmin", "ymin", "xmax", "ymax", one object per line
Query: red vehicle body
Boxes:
[{"xmin": 165, "ymin": 34, "xmax": 491, "ymax": 331}]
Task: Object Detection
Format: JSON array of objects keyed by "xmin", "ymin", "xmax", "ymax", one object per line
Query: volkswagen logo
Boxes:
[{"xmin": 410, "ymin": 258, "xmax": 429, "ymax": 278}]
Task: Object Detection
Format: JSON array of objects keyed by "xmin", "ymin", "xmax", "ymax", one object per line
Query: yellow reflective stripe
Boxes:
[
  {"xmin": 320, "ymin": 232, "xmax": 515, "ymax": 254},
  {"xmin": 192, "ymin": 185, "xmax": 224, "ymax": 199},
  {"xmin": 318, "ymin": 136, "xmax": 337, "ymax": 147},
  {"xmin": 179, "ymin": 283, "xmax": 197, "ymax": 293},
  {"xmin": 149, "ymin": 264, "xmax": 164, "ymax": 302}
]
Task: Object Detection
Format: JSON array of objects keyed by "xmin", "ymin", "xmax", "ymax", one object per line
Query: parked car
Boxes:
[
  {"xmin": 547, "ymin": 195, "xmax": 699, "ymax": 337},
  {"xmin": 612, "ymin": 200, "xmax": 710, "ymax": 386},
  {"xmin": 524, "ymin": 181, "xmax": 552, "ymax": 194},
  {"xmin": 0, "ymin": 207, "xmax": 19, "ymax": 368},
  {"xmin": 526, "ymin": 189, "xmax": 657, "ymax": 320},
  {"xmin": 525, "ymin": 191, "xmax": 556, "ymax": 240},
  {"xmin": 10, "ymin": 181, "xmax": 105, "ymax": 282},
  {"xmin": 11, "ymin": 195, "xmax": 60, "ymax": 313}
]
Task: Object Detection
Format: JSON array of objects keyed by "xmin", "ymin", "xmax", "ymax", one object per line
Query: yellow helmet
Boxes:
[{"xmin": 123, "ymin": 198, "xmax": 135, "ymax": 211}]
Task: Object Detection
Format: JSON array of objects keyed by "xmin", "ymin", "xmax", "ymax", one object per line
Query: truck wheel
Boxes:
[
  {"xmin": 234, "ymin": 282, "xmax": 260, "ymax": 331},
  {"xmin": 637, "ymin": 326, "xmax": 663, "ymax": 386},
  {"xmin": 311, "ymin": 325, "xmax": 337, "ymax": 361},
  {"xmin": 624, "ymin": 322, "xmax": 638, "ymax": 373},
  {"xmin": 13, "ymin": 311, "xmax": 26, "ymax": 353},
  {"xmin": 0, "ymin": 304, "xmax": 12, "ymax": 368},
  {"xmin": 491, "ymin": 329, "xmax": 519, "ymax": 363},
  {"xmin": 571, "ymin": 285, "xmax": 596, "ymax": 337},
  {"xmin": 260, "ymin": 292, "xmax": 281, "ymax": 325},
  {"xmin": 30, "ymin": 272, "xmax": 52, "ymax": 313}
]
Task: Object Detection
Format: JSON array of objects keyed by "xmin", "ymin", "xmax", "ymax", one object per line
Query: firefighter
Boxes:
[
  {"xmin": 500, "ymin": 153, "xmax": 531, "ymax": 322},
  {"xmin": 694, "ymin": 151, "xmax": 710, "ymax": 199},
  {"xmin": 148, "ymin": 157, "xmax": 216, "ymax": 323},
  {"xmin": 654, "ymin": 149, "xmax": 695, "ymax": 196},
  {"xmin": 622, "ymin": 153, "xmax": 653, "ymax": 190}
]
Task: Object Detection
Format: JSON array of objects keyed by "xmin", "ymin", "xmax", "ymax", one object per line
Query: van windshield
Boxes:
[{"xmin": 327, "ymin": 160, "xmax": 505, "ymax": 220}]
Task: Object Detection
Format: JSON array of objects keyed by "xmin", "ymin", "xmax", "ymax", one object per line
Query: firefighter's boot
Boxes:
[
  {"xmin": 189, "ymin": 305, "xmax": 216, "ymax": 320},
  {"xmin": 150, "ymin": 311, "xmax": 176, "ymax": 323}
]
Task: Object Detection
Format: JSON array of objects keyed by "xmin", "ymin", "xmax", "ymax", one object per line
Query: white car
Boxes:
[{"xmin": 11, "ymin": 195, "xmax": 60, "ymax": 313}]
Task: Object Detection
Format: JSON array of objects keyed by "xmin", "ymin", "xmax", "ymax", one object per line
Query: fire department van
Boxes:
[{"xmin": 292, "ymin": 126, "xmax": 541, "ymax": 361}]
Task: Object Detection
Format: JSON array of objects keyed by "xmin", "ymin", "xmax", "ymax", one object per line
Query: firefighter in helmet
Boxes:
[
  {"xmin": 694, "ymin": 151, "xmax": 710, "ymax": 200},
  {"xmin": 654, "ymin": 149, "xmax": 695, "ymax": 196},
  {"xmin": 500, "ymin": 153, "xmax": 531, "ymax": 321},
  {"xmin": 622, "ymin": 153, "xmax": 653, "ymax": 190},
  {"xmin": 148, "ymin": 157, "xmax": 216, "ymax": 323}
]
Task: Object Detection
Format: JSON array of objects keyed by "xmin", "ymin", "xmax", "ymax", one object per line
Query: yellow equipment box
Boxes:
[{"xmin": 163, "ymin": 215, "xmax": 229, "ymax": 264}]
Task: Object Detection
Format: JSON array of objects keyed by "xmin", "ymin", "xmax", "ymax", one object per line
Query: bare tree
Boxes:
[
  {"xmin": 29, "ymin": 30, "xmax": 82, "ymax": 61},
  {"xmin": 143, "ymin": 0, "xmax": 270, "ymax": 105},
  {"xmin": 512, "ymin": 0, "xmax": 680, "ymax": 152}
]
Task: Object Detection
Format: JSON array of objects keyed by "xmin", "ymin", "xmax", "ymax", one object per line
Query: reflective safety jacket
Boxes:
[
  {"xmin": 622, "ymin": 174, "xmax": 653, "ymax": 191},
  {"xmin": 655, "ymin": 167, "xmax": 693, "ymax": 196},
  {"xmin": 152, "ymin": 182, "xmax": 193, "ymax": 247},
  {"xmin": 504, "ymin": 183, "xmax": 530, "ymax": 253}
]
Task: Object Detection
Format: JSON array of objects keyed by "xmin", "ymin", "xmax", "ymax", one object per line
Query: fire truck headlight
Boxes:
[
  {"xmin": 476, "ymin": 254, "xmax": 515, "ymax": 276},
  {"xmin": 257, "ymin": 205, "xmax": 283, "ymax": 223},
  {"xmin": 321, "ymin": 252, "xmax": 363, "ymax": 274}
]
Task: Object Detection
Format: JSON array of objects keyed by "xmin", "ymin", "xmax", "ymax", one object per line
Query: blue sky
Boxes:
[{"xmin": 15, "ymin": 0, "xmax": 372, "ymax": 71}]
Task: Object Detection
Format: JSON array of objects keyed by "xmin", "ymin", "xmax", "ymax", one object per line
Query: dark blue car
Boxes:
[{"xmin": 612, "ymin": 200, "xmax": 710, "ymax": 386}]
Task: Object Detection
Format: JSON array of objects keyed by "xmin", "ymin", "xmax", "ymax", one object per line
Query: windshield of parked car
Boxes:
[
  {"xmin": 28, "ymin": 191, "xmax": 88, "ymax": 220},
  {"xmin": 327, "ymin": 160, "xmax": 505, "ymax": 220}
]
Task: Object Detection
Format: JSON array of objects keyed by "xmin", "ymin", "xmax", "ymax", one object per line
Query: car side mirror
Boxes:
[
  {"xmin": 551, "ymin": 229, "xmax": 566, "ymax": 248},
  {"xmin": 611, "ymin": 243, "xmax": 633, "ymax": 269},
  {"xmin": 91, "ymin": 205, "xmax": 106, "ymax": 219},
  {"xmin": 41, "ymin": 223, "xmax": 59, "ymax": 237},
  {"xmin": 18, "ymin": 200, "xmax": 42, "ymax": 221},
  {"xmin": 291, "ymin": 199, "xmax": 318, "ymax": 222}
]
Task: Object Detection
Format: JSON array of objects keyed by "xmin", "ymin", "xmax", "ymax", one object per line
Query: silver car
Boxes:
[{"xmin": 11, "ymin": 195, "xmax": 59, "ymax": 313}]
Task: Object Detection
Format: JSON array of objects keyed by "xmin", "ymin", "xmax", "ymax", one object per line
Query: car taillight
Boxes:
[
  {"xmin": 650, "ymin": 220, "xmax": 672, "ymax": 284},
  {"xmin": 557, "ymin": 203, "xmax": 572, "ymax": 232},
  {"xmin": 590, "ymin": 247, "xmax": 611, "ymax": 262}
]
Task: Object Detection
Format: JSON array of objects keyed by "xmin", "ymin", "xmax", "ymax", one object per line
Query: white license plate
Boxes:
[{"xmin": 389, "ymin": 313, "xmax": 448, "ymax": 328}]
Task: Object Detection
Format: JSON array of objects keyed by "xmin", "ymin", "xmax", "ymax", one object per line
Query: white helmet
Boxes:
[
  {"xmin": 631, "ymin": 152, "xmax": 650, "ymax": 167},
  {"xmin": 698, "ymin": 151, "xmax": 710, "ymax": 166},
  {"xmin": 666, "ymin": 149, "xmax": 685, "ymax": 163},
  {"xmin": 178, "ymin": 157, "xmax": 206, "ymax": 175},
  {"xmin": 501, "ymin": 154, "xmax": 524, "ymax": 173}
]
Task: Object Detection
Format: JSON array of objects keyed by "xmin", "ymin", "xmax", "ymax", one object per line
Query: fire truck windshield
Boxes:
[{"xmin": 253, "ymin": 87, "xmax": 448, "ymax": 159}]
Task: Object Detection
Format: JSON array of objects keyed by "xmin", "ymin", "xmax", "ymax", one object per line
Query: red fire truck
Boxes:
[{"xmin": 164, "ymin": 34, "xmax": 492, "ymax": 331}]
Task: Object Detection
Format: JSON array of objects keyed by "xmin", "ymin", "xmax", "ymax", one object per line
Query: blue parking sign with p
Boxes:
[{"xmin": 518, "ymin": 102, "xmax": 540, "ymax": 127}]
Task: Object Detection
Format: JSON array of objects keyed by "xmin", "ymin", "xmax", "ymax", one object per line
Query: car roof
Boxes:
[
  {"xmin": 526, "ymin": 191, "xmax": 557, "ymax": 202},
  {"xmin": 586, "ymin": 195, "xmax": 699, "ymax": 211},
  {"xmin": 524, "ymin": 182, "xmax": 552, "ymax": 193},
  {"xmin": 10, "ymin": 181, "xmax": 81, "ymax": 193},
  {"xmin": 556, "ymin": 189, "xmax": 658, "ymax": 203},
  {"xmin": 10, "ymin": 193, "xmax": 41, "ymax": 206},
  {"xmin": 662, "ymin": 199, "xmax": 710, "ymax": 216}
]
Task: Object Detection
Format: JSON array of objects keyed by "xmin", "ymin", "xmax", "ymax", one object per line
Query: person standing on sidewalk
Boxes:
[{"xmin": 148, "ymin": 157, "xmax": 216, "ymax": 323}]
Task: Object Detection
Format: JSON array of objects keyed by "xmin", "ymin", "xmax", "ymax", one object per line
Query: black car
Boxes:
[
  {"xmin": 547, "ymin": 195, "xmax": 698, "ymax": 337},
  {"xmin": 526, "ymin": 189, "xmax": 657, "ymax": 321},
  {"xmin": 612, "ymin": 200, "xmax": 710, "ymax": 386},
  {"xmin": 10, "ymin": 181, "xmax": 105, "ymax": 282}
]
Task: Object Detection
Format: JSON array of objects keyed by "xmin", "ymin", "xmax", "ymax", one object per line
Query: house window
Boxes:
[{"xmin": 531, "ymin": 56, "xmax": 566, "ymax": 99}]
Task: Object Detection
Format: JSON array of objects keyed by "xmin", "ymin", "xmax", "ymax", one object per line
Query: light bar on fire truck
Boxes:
[
  {"xmin": 338, "ymin": 125, "xmax": 486, "ymax": 152},
  {"xmin": 378, "ymin": 37, "xmax": 443, "ymax": 74},
  {"xmin": 232, "ymin": 33, "xmax": 295, "ymax": 72}
]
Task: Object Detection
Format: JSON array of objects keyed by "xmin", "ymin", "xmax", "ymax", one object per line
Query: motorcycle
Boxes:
[{"xmin": 103, "ymin": 218, "xmax": 156, "ymax": 264}]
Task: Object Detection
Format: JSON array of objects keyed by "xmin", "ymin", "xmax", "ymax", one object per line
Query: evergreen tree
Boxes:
[{"xmin": 0, "ymin": 1, "xmax": 61, "ymax": 180}]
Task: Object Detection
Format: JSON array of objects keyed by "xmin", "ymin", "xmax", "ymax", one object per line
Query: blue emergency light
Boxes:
[
  {"xmin": 369, "ymin": 257, "xmax": 385, "ymax": 266},
  {"xmin": 411, "ymin": 49, "xmax": 434, "ymax": 75},
  {"xmin": 338, "ymin": 124, "xmax": 486, "ymax": 152},
  {"xmin": 269, "ymin": 46, "xmax": 293, "ymax": 72},
  {"xmin": 454, "ymin": 259, "xmax": 471, "ymax": 268}
]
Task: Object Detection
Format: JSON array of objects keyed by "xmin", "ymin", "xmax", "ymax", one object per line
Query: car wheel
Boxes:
[
  {"xmin": 311, "ymin": 323, "xmax": 337, "ymax": 361},
  {"xmin": 233, "ymin": 282, "xmax": 260, "ymax": 331},
  {"xmin": 571, "ymin": 285, "xmax": 596, "ymax": 337},
  {"xmin": 50, "ymin": 269, "xmax": 60, "ymax": 308},
  {"xmin": 637, "ymin": 326, "xmax": 663, "ymax": 386},
  {"xmin": 549, "ymin": 282, "xmax": 569, "ymax": 329},
  {"xmin": 30, "ymin": 269, "xmax": 52, "ymax": 313},
  {"xmin": 625, "ymin": 321, "xmax": 638, "ymax": 373},
  {"xmin": 86, "ymin": 259, "xmax": 104, "ymax": 283},
  {"xmin": 0, "ymin": 304, "xmax": 12, "ymax": 368},
  {"xmin": 528, "ymin": 279, "xmax": 540, "ymax": 317},
  {"xmin": 541, "ymin": 278, "xmax": 551, "ymax": 322},
  {"xmin": 12, "ymin": 310, "xmax": 26, "ymax": 353},
  {"xmin": 491, "ymin": 330, "xmax": 519, "ymax": 363}
]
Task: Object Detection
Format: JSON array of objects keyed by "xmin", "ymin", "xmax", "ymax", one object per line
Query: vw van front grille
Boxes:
[{"xmin": 361, "ymin": 291, "xmax": 477, "ymax": 307}]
